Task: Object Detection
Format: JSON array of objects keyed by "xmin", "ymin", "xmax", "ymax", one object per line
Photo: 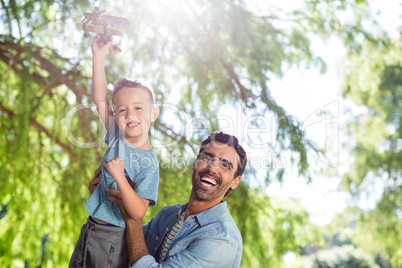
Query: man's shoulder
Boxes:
[
  {"xmin": 198, "ymin": 201, "xmax": 239, "ymax": 232},
  {"xmin": 217, "ymin": 211, "xmax": 242, "ymax": 239},
  {"xmin": 158, "ymin": 203, "xmax": 183, "ymax": 214},
  {"xmin": 150, "ymin": 204, "xmax": 183, "ymax": 221}
]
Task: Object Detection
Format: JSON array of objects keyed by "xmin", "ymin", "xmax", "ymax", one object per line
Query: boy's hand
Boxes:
[
  {"xmin": 106, "ymin": 158, "xmax": 125, "ymax": 182},
  {"xmin": 91, "ymin": 34, "xmax": 113, "ymax": 58}
]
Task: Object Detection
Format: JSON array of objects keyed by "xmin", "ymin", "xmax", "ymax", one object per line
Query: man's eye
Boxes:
[
  {"xmin": 119, "ymin": 109, "xmax": 126, "ymax": 113},
  {"xmin": 136, "ymin": 107, "xmax": 142, "ymax": 110},
  {"xmin": 202, "ymin": 155, "xmax": 211, "ymax": 161},
  {"xmin": 222, "ymin": 163, "xmax": 230, "ymax": 169}
]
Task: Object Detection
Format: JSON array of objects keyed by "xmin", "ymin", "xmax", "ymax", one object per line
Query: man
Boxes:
[{"xmin": 89, "ymin": 131, "xmax": 247, "ymax": 267}]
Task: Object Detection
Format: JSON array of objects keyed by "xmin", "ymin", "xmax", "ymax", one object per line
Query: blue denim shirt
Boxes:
[
  {"xmin": 85, "ymin": 121, "xmax": 159, "ymax": 227},
  {"xmin": 133, "ymin": 201, "xmax": 242, "ymax": 268}
]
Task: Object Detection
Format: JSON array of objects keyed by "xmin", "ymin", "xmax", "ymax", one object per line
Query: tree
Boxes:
[
  {"xmin": 0, "ymin": 0, "xmax": 382, "ymax": 266},
  {"xmin": 310, "ymin": 245, "xmax": 378, "ymax": 268},
  {"xmin": 284, "ymin": 0, "xmax": 402, "ymax": 265},
  {"xmin": 334, "ymin": 8, "xmax": 402, "ymax": 266}
]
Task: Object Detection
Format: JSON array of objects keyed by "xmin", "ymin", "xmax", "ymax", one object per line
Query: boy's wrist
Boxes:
[
  {"xmin": 93, "ymin": 57, "xmax": 105, "ymax": 64},
  {"xmin": 113, "ymin": 173, "xmax": 126, "ymax": 182}
]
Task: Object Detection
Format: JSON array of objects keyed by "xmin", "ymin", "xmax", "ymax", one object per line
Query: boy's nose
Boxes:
[
  {"xmin": 127, "ymin": 109, "xmax": 138, "ymax": 117},
  {"xmin": 127, "ymin": 114, "xmax": 138, "ymax": 121}
]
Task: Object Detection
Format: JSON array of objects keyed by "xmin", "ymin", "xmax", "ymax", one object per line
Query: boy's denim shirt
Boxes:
[
  {"xmin": 133, "ymin": 201, "xmax": 242, "ymax": 268},
  {"xmin": 85, "ymin": 121, "xmax": 159, "ymax": 227}
]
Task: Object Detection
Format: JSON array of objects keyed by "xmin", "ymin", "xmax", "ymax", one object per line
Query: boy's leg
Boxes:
[
  {"xmin": 69, "ymin": 217, "xmax": 129, "ymax": 268},
  {"xmin": 69, "ymin": 220, "xmax": 89, "ymax": 267}
]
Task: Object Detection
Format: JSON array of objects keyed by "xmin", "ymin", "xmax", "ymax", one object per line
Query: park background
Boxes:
[{"xmin": 0, "ymin": 0, "xmax": 401, "ymax": 267}]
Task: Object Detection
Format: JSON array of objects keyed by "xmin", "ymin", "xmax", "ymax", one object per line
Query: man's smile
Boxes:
[{"xmin": 197, "ymin": 171, "xmax": 220, "ymax": 190}]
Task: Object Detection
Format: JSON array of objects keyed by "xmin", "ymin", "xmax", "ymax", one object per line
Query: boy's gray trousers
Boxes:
[{"xmin": 69, "ymin": 217, "xmax": 129, "ymax": 268}]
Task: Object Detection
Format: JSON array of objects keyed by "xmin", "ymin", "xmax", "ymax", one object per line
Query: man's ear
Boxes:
[
  {"xmin": 230, "ymin": 176, "xmax": 241, "ymax": 190},
  {"xmin": 151, "ymin": 107, "xmax": 160, "ymax": 122}
]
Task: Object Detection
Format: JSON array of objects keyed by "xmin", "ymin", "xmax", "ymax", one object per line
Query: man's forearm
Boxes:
[{"xmin": 126, "ymin": 217, "xmax": 151, "ymax": 267}]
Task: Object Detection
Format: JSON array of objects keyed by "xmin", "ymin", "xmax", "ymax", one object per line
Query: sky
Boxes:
[
  {"xmin": 108, "ymin": 0, "xmax": 400, "ymax": 227},
  {"xmin": 258, "ymin": 0, "xmax": 401, "ymax": 226},
  {"xmin": 258, "ymin": 0, "xmax": 401, "ymax": 263},
  {"xmin": 162, "ymin": 0, "xmax": 402, "ymax": 227}
]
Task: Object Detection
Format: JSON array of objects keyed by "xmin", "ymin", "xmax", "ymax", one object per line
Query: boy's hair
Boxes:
[
  {"xmin": 112, "ymin": 77, "xmax": 155, "ymax": 104},
  {"xmin": 197, "ymin": 131, "xmax": 247, "ymax": 197}
]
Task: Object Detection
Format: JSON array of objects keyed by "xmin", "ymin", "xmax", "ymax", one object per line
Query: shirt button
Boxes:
[{"xmin": 156, "ymin": 236, "xmax": 159, "ymax": 240}]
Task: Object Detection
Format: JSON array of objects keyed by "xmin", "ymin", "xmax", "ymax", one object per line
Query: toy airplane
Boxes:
[{"xmin": 76, "ymin": 7, "xmax": 130, "ymax": 52}]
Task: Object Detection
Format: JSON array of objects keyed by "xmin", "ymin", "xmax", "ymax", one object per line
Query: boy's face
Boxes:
[{"xmin": 113, "ymin": 87, "xmax": 159, "ymax": 146}]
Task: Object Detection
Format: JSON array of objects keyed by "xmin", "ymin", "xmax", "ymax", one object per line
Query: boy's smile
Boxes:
[
  {"xmin": 126, "ymin": 122, "xmax": 139, "ymax": 129},
  {"xmin": 113, "ymin": 87, "xmax": 159, "ymax": 149}
]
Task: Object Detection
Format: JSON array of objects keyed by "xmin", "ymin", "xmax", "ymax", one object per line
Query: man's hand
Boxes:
[
  {"xmin": 106, "ymin": 158, "xmax": 125, "ymax": 182},
  {"xmin": 107, "ymin": 188, "xmax": 134, "ymax": 223},
  {"xmin": 91, "ymin": 34, "xmax": 113, "ymax": 58},
  {"xmin": 88, "ymin": 165, "xmax": 102, "ymax": 195}
]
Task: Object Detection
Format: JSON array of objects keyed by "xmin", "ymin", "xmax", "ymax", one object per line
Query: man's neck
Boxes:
[{"xmin": 185, "ymin": 193, "xmax": 222, "ymax": 221}]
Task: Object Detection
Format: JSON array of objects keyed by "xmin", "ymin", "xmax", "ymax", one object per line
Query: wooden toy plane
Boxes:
[{"xmin": 76, "ymin": 7, "xmax": 130, "ymax": 52}]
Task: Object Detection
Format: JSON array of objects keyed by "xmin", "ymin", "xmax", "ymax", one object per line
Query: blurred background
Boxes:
[{"xmin": 0, "ymin": 0, "xmax": 401, "ymax": 267}]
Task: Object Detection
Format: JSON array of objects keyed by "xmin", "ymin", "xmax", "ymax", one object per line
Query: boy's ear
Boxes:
[{"xmin": 151, "ymin": 107, "xmax": 160, "ymax": 122}]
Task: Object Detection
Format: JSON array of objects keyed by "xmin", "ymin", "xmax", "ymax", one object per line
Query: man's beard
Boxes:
[{"xmin": 191, "ymin": 169, "xmax": 231, "ymax": 201}]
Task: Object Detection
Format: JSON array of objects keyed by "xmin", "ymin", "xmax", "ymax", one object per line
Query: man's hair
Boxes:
[
  {"xmin": 197, "ymin": 131, "xmax": 247, "ymax": 197},
  {"xmin": 112, "ymin": 77, "xmax": 155, "ymax": 104}
]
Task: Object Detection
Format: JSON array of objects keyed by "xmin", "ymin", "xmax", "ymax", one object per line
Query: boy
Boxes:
[{"xmin": 69, "ymin": 35, "xmax": 160, "ymax": 267}]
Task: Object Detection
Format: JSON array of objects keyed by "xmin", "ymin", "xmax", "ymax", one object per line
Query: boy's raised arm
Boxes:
[{"xmin": 92, "ymin": 35, "xmax": 114, "ymax": 130}]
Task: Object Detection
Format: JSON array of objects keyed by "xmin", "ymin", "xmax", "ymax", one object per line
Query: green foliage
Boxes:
[
  {"xmin": 309, "ymin": 245, "xmax": 378, "ymax": 268},
  {"xmin": 290, "ymin": 0, "xmax": 402, "ymax": 265},
  {"xmin": 335, "ymin": 20, "xmax": 402, "ymax": 265},
  {"xmin": 229, "ymin": 182, "xmax": 322, "ymax": 267},
  {"xmin": 1, "ymin": 0, "xmax": 393, "ymax": 267},
  {"xmin": 0, "ymin": 0, "xmax": 323, "ymax": 266}
]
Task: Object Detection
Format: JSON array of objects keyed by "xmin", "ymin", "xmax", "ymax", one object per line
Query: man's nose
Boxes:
[{"xmin": 207, "ymin": 159, "xmax": 220, "ymax": 171}]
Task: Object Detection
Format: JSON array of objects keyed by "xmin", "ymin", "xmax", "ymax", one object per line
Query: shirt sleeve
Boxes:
[
  {"xmin": 103, "ymin": 120, "xmax": 120, "ymax": 145},
  {"xmin": 132, "ymin": 237, "xmax": 240, "ymax": 268},
  {"xmin": 134, "ymin": 161, "xmax": 159, "ymax": 207}
]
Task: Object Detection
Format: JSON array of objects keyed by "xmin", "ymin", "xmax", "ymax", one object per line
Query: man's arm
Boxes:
[
  {"xmin": 108, "ymin": 189, "xmax": 241, "ymax": 268},
  {"xmin": 107, "ymin": 188, "xmax": 151, "ymax": 266},
  {"xmin": 92, "ymin": 35, "xmax": 114, "ymax": 129},
  {"xmin": 131, "ymin": 239, "xmax": 240, "ymax": 268}
]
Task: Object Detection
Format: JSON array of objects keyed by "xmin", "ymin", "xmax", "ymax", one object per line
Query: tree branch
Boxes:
[
  {"xmin": 154, "ymin": 122, "xmax": 196, "ymax": 154},
  {"xmin": 0, "ymin": 37, "xmax": 92, "ymax": 100},
  {"xmin": 0, "ymin": 101, "xmax": 78, "ymax": 162},
  {"xmin": 187, "ymin": 3, "xmax": 251, "ymax": 107}
]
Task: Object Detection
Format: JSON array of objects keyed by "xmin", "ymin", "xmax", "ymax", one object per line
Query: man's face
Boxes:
[
  {"xmin": 191, "ymin": 142, "xmax": 241, "ymax": 201},
  {"xmin": 113, "ymin": 87, "xmax": 158, "ymax": 146}
]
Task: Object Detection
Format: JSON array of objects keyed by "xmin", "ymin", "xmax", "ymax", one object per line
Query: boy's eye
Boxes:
[{"xmin": 119, "ymin": 109, "xmax": 126, "ymax": 113}]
